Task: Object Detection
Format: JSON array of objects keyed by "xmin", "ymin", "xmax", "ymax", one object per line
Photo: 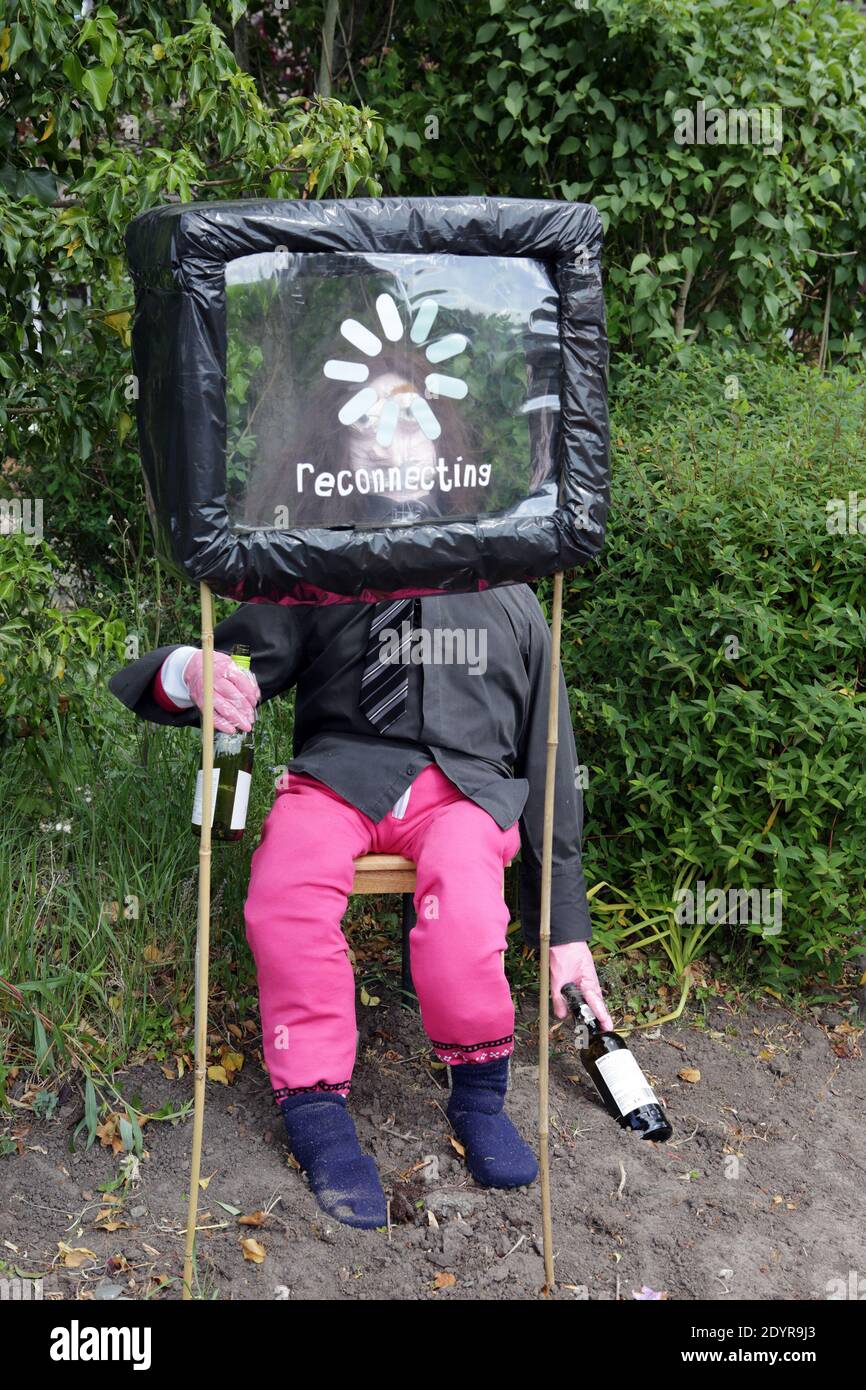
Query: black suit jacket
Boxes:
[{"xmin": 108, "ymin": 585, "xmax": 592, "ymax": 946}]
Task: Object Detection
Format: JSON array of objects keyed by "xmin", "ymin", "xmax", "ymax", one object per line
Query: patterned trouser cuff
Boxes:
[
  {"xmin": 430, "ymin": 1035, "xmax": 514, "ymax": 1065},
  {"xmin": 273, "ymin": 1079, "xmax": 351, "ymax": 1104}
]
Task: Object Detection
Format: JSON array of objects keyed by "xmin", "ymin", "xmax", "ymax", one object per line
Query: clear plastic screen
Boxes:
[{"xmin": 224, "ymin": 251, "xmax": 561, "ymax": 531}]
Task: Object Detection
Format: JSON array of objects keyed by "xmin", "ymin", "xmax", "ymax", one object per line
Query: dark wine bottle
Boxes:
[
  {"xmin": 562, "ymin": 983, "xmax": 672, "ymax": 1142},
  {"xmin": 192, "ymin": 644, "xmax": 255, "ymax": 844}
]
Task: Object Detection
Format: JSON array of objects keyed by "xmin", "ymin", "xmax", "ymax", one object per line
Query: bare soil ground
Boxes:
[{"xmin": 2, "ymin": 993, "xmax": 863, "ymax": 1302}]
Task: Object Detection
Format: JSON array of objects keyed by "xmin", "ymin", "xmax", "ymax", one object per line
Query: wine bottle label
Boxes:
[
  {"xmin": 192, "ymin": 769, "xmax": 220, "ymax": 826},
  {"xmin": 230, "ymin": 770, "xmax": 252, "ymax": 830},
  {"xmin": 191, "ymin": 769, "xmax": 251, "ymax": 829},
  {"xmin": 596, "ymin": 1050, "xmax": 659, "ymax": 1117}
]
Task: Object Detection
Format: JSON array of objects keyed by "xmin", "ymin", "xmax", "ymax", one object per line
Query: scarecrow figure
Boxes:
[
  {"xmin": 121, "ymin": 196, "xmax": 610, "ymax": 1269},
  {"xmin": 109, "ymin": 576, "xmax": 611, "ymax": 1227}
]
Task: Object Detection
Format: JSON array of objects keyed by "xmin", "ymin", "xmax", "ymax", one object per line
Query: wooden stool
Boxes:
[
  {"xmin": 349, "ymin": 853, "xmax": 512, "ymax": 997},
  {"xmin": 350, "ymin": 854, "xmax": 419, "ymax": 995}
]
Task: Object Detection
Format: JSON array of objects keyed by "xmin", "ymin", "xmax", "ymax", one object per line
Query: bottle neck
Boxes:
[
  {"xmin": 578, "ymin": 1001, "xmax": 601, "ymax": 1035},
  {"xmin": 563, "ymin": 985, "xmax": 602, "ymax": 1035}
]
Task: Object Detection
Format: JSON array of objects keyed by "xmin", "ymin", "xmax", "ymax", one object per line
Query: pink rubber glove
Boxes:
[
  {"xmin": 550, "ymin": 942, "xmax": 614, "ymax": 1031},
  {"xmin": 182, "ymin": 649, "xmax": 260, "ymax": 734}
]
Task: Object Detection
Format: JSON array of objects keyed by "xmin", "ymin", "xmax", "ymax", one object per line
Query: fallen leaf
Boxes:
[
  {"xmin": 207, "ymin": 1065, "xmax": 228, "ymax": 1085},
  {"xmin": 678, "ymin": 1068, "xmax": 701, "ymax": 1084},
  {"xmin": 58, "ymin": 1242, "xmax": 97, "ymax": 1270},
  {"xmin": 198, "ymin": 1172, "xmax": 216, "ymax": 1192},
  {"xmin": 240, "ymin": 1237, "xmax": 266, "ymax": 1264},
  {"xmin": 220, "ymin": 1050, "xmax": 244, "ymax": 1073},
  {"xmin": 95, "ymin": 1115, "xmax": 125, "ymax": 1155},
  {"xmin": 432, "ymin": 1271, "xmax": 456, "ymax": 1290},
  {"xmin": 238, "ymin": 1211, "xmax": 265, "ymax": 1227},
  {"xmin": 448, "ymin": 1136, "xmax": 466, "ymax": 1157}
]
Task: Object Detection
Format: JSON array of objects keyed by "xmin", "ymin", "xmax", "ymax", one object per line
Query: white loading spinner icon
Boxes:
[{"xmin": 322, "ymin": 294, "xmax": 469, "ymax": 445}]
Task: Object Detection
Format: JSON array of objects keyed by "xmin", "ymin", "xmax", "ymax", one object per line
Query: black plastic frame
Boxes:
[{"xmin": 125, "ymin": 196, "xmax": 609, "ymax": 602}]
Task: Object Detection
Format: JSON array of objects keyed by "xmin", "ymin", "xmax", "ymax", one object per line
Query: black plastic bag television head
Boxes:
[{"xmin": 125, "ymin": 196, "xmax": 609, "ymax": 603}]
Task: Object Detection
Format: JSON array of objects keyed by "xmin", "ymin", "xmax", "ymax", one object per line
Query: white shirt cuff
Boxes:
[{"xmin": 159, "ymin": 646, "xmax": 199, "ymax": 707}]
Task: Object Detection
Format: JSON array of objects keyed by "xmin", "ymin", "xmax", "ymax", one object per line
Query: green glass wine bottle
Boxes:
[
  {"xmin": 562, "ymin": 983, "xmax": 672, "ymax": 1142},
  {"xmin": 191, "ymin": 644, "xmax": 255, "ymax": 844}
]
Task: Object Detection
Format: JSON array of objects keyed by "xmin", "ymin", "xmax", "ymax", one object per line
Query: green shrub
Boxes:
[
  {"xmin": 361, "ymin": 0, "xmax": 866, "ymax": 362},
  {"xmin": 554, "ymin": 349, "xmax": 866, "ymax": 988},
  {"xmin": 0, "ymin": 531, "xmax": 126, "ymax": 797}
]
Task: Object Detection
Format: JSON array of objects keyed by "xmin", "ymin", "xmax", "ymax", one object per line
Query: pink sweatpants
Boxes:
[{"xmin": 244, "ymin": 765, "xmax": 521, "ymax": 1101}]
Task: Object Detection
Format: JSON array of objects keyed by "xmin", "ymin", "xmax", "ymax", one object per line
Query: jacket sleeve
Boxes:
[
  {"xmin": 107, "ymin": 602, "xmax": 307, "ymax": 726},
  {"xmin": 515, "ymin": 600, "xmax": 593, "ymax": 949}
]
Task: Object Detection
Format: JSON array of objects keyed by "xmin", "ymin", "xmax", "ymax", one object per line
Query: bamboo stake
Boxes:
[
  {"xmin": 182, "ymin": 582, "xmax": 215, "ymax": 1300},
  {"xmin": 538, "ymin": 569, "xmax": 564, "ymax": 1293}
]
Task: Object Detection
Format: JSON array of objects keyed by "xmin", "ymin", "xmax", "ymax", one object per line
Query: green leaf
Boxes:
[
  {"xmin": 755, "ymin": 209, "xmax": 780, "ymax": 230},
  {"xmin": 630, "ymin": 253, "xmax": 652, "ymax": 274},
  {"xmin": 504, "ymin": 82, "xmax": 524, "ymax": 120},
  {"xmin": 33, "ymin": 1016, "xmax": 50, "ymax": 1068},
  {"xmin": 0, "ymin": 165, "xmax": 58, "ymax": 205},
  {"xmin": 6, "ymin": 22, "xmax": 31, "ymax": 66},
  {"xmin": 62, "ymin": 52, "xmax": 85, "ymax": 91},
  {"xmin": 81, "ymin": 65, "xmax": 114, "ymax": 112},
  {"xmin": 343, "ymin": 162, "xmax": 362, "ymax": 196},
  {"xmin": 84, "ymin": 1079, "xmax": 99, "ymax": 1149},
  {"xmin": 730, "ymin": 203, "xmax": 752, "ymax": 231}
]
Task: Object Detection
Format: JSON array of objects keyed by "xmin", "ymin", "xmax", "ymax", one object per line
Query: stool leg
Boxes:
[{"xmin": 401, "ymin": 892, "xmax": 416, "ymax": 997}]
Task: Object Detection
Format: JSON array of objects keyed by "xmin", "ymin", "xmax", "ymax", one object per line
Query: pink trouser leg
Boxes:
[
  {"xmin": 398, "ymin": 780, "xmax": 521, "ymax": 1065},
  {"xmin": 244, "ymin": 774, "xmax": 373, "ymax": 1099}
]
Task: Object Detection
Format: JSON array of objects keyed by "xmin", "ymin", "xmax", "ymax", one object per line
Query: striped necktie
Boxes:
[{"xmin": 360, "ymin": 597, "xmax": 419, "ymax": 732}]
